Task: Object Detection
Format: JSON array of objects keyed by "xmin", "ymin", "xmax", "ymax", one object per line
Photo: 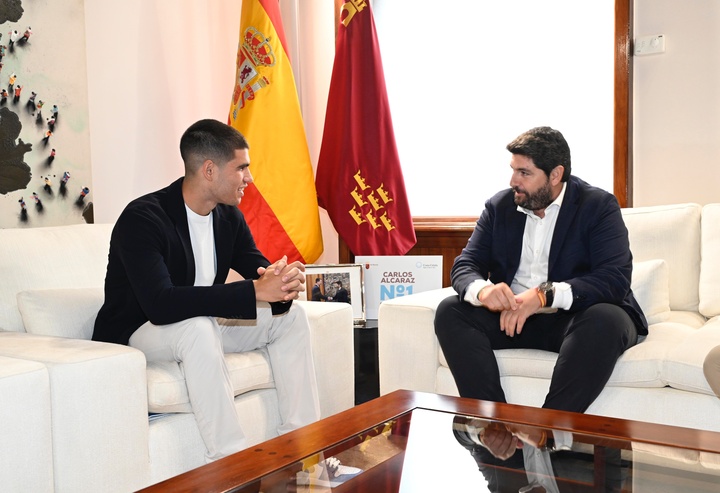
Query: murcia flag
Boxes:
[
  {"xmin": 228, "ymin": 0, "xmax": 323, "ymax": 264},
  {"xmin": 315, "ymin": 0, "xmax": 416, "ymax": 256}
]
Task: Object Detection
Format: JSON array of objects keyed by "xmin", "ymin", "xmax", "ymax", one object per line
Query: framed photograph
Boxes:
[{"xmin": 305, "ymin": 264, "xmax": 365, "ymax": 326}]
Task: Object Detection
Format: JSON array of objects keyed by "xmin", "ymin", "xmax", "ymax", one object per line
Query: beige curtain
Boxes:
[{"xmin": 277, "ymin": 0, "xmax": 339, "ymax": 263}]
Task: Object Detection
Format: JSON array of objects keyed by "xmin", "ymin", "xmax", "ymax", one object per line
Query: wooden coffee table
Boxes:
[{"xmin": 139, "ymin": 390, "xmax": 720, "ymax": 492}]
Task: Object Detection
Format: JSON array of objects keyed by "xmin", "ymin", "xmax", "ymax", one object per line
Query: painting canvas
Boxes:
[{"xmin": 0, "ymin": 0, "xmax": 92, "ymax": 227}]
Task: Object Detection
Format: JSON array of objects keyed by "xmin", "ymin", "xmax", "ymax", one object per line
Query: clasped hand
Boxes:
[
  {"xmin": 480, "ymin": 422, "xmax": 547, "ymax": 460},
  {"xmin": 478, "ymin": 283, "xmax": 542, "ymax": 337},
  {"xmin": 254, "ymin": 255, "xmax": 306, "ymax": 302}
]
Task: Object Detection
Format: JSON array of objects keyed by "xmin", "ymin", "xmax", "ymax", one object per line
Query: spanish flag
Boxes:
[
  {"xmin": 316, "ymin": 1, "xmax": 416, "ymax": 256},
  {"xmin": 228, "ymin": 0, "xmax": 323, "ymax": 264}
]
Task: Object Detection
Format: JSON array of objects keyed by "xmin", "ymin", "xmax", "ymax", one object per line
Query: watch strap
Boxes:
[{"xmin": 539, "ymin": 282, "xmax": 555, "ymax": 307}]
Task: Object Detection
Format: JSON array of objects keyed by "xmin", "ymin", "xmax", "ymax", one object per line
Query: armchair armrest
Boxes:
[
  {"xmin": 0, "ymin": 332, "xmax": 150, "ymax": 492},
  {"xmin": 0, "ymin": 356, "xmax": 53, "ymax": 492},
  {"xmin": 296, "ymin": 301, "xmax": 354, "ymax": 417},
  {"xmin": 378, "ymin": 287, "xmax": 456, "ymax": 395}
]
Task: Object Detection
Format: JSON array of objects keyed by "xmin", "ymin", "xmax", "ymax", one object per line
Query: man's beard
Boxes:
[{"xmin": 513, "ymin": 180, "xmax": 554, "ymax": 211}]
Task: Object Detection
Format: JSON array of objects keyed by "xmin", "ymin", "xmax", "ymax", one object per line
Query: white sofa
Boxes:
[
  {"xmin": 0, "ymin": 223, "xmax": 355, "ymax": 492},
  {"xmin": 379, "ymin": 203, "xmax": 720, "ymax": 434}
]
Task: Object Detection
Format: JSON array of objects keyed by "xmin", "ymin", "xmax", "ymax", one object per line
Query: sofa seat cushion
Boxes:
[
  {"xmin": 433, "ymin": 257, "xmax": 676, "ymax": 377},
  {"xmin": 16, "ymin": 287, "xmax": 278, "ymax": 413},
  {"xmin": 663, "ymin": 310, "xmax": 707, "ymax": 329},
  {"xmin": 664, "ymin": 319, "xmax": 720, "ymax": 395},
  {"xmin": 493, "ymin": 348, "xmax": 557, "ymax": 379},
  {"xmin": 607, "ymin": 322, "xmax": 693, "ymax": 387},
  {"xmin": 438, "ymin": 322, "xmax": 694, "ymax": 388},
  {"xmin": 147, "ymin": 351, "xmax": 275, "ymax": 413}
]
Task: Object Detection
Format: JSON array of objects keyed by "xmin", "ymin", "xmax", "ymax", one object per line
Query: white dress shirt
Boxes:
[{"xmin": 464, "ymin": 183, "xmax": 573, "ymax": 310}]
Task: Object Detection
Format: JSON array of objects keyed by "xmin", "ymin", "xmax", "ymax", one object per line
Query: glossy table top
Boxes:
[{"xmin": 139, "ymin": 390, "xmax": 720, "ymax": 492}]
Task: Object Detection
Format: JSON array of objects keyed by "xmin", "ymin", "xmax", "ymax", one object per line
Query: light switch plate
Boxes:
[{"xmin": 635, "ymin": 34, "xmax": 665, "ymax": 56}]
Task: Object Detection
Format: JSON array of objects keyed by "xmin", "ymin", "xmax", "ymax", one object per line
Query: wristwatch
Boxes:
[
  {"xmin": 538, "ymin": 430, "xmax": 556, "ymax": 452},
  {"xmin": 538, "ymin": 282, "xmax": 555, "ymax": 308}
]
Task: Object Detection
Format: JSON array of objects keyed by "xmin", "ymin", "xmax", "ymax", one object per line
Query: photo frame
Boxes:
[{"xmin": 305, "ymin": 264, "xmax": 365, "ymax": 326}]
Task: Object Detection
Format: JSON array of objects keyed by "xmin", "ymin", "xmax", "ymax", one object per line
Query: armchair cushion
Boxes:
[
  {"xmin": 146, "ymin": 352, "xmax": 274, "ymax": 413},
  {"xmin": 631, "ymin": 259, "xmax": 671, "ymax": 325},
  {"xmin": 15, "ymin": 287, "xmax": 276, "ymax": 413},
  {"xmin": 700, "ymin": 204, "xmax": 720, "ymax": 317},
  {"xmin": 15, "ymin": 287, "xmax": 351, "ymax": 416},
  {"xmin": 16, "ymin": 287, "xmax": 103, "ymax": 339}
]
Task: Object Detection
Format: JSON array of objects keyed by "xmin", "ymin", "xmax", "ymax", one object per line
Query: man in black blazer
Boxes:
[
  {"xmin": 93, "ymin": 119, "xmax": 320, "ymax": 462},
  {"xmin": 435, "ymin": 127, "xmax": 647, "ymax": 451},
  {"xmin": 311, "ymin": 277, "xmax": 327, "ymax": 301},
  {"xmin": 331, "ymin": 281, "xmax": 349, "ymax": 303}
]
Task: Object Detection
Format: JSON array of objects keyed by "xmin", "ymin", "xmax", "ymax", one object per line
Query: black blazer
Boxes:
[
  {"xmin": 93, "ymin": 178, "xmax": 289, "ymax": 345},
  {"xmin": 451, "ymin": 176, "xmax": 648, "ymax": 335}
]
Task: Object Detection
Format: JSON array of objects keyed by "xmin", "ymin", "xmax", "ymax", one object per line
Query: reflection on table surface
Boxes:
[{"xmin": 235, "ymin": 407, "xmax": 720, "ymax": 493}]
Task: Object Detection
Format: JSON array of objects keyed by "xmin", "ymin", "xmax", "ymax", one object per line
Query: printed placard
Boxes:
[{"xmin": 355, "ymin": 256, "xmax": 443, "ymax": 320}]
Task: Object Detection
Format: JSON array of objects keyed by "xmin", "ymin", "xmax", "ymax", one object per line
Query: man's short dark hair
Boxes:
[
  {"xmin": 180, "ymin": 119, "xmax": 249, "ymax": 172},
  {"xmin": 506, "ymin": 126, "xmax": 571, "ymax": 181}
]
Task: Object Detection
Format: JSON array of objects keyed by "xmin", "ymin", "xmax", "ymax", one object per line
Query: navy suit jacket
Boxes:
[
  {"xmin": 93, "ymin": 178, "xmax": 290, "ymax": 345},
  {"xmin": 451, "ymin": 176, "xmax": 648, "ymax": 335}
]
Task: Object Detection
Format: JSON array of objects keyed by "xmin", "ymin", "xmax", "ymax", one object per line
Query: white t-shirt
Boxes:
[{"xmin": 185, "ymin": 204, "xmax": 217, "ymax": 287}]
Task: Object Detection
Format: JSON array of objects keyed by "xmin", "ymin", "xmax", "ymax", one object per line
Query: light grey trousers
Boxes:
[
  {"xmin": 704, "ymin": 345, "xmax": 720, "ymax": 398},
  {"xmin": 129, "ymin": 303, "xmax": 321, "ymax": 462}
]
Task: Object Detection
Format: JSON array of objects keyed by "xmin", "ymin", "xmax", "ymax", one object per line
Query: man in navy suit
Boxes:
[
  {"xmin": 93, "ymin": 119, "xmax": 320, "ymax": 462},
  {"xmin": 435, "ymin": 127, "xmax": 647, "ymax": 450}
]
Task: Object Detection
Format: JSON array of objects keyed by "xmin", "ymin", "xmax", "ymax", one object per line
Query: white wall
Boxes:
[
  {"xmin": 633, "ymin": 0, "xmax": 720, "ymax": 207},
  {"xmin": 84, "ymin": 0, "xmax": 243, "ymax": 225}
]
